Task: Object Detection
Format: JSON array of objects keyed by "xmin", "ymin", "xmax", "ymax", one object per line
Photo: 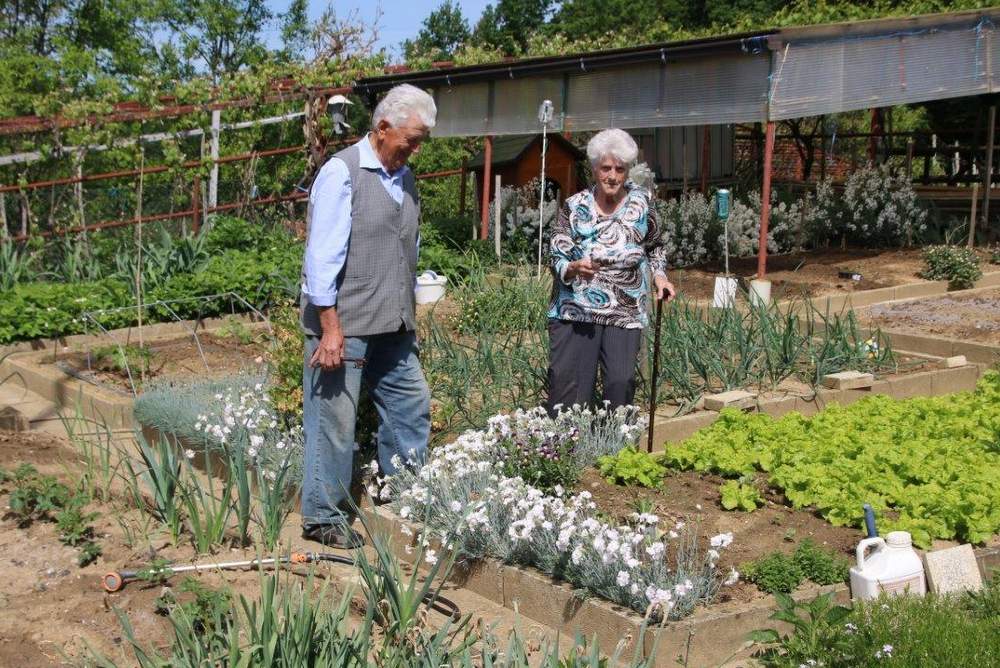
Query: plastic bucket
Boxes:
[{"xmin": 415, "ymin": 270, "xmax": 448, "ymax": 304}]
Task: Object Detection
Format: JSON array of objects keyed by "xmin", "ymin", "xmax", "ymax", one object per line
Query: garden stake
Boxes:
[
  {"xmin": 102, "ymin": 552, "xmax": 460, "ymax": 620},
  {"xmin": 647, "ymin": 294, "xmax": 664, "ymax": 453}
]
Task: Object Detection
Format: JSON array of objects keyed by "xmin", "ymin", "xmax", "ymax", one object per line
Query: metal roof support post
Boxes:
[
  {"xmin": 209, "ymin": 108, "xmax": 221, "ymax": 210},
  {"xmin": 479, "ymin": 135, "xmax": 493, "ymax": 240},
  {"xmin": 757, "ymin": 120, "xmax": 776, "ymax": 279},
  {"xmin": 700, "ymin": 125, "xmax": 711, "ymax": 193},
  {"xmin": 982, "ymin": 104, "xmax": 996, "ymax": 242}
]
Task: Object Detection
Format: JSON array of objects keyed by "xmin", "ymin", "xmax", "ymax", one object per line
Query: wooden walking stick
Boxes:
[{"xmin": 646, "ymin": 292, "xmax": 665, "ymax": 454}]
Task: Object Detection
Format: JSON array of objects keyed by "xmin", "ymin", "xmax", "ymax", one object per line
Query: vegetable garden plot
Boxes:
[
  {"xmin": 44, "ymin": 327, "xmax": 270, "ymax": 394},
  {"xmin": 863, "ymin": 288, "xmax": 1000, "ymax": 346},
  {"xmin": 665, "ymin": 372, "xmax": 1000, "ymax": 547}
]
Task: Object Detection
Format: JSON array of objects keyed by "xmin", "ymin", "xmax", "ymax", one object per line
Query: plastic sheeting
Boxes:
[
  {"xmin": 428, "ymin": 53, "xmax": 769, "ymax": 137},
  {"xmin": 769, "ymin": 19, "xmax": 999, "ymax": 121},
  {"xmin": 565, "ymin": 54, "xmax": 769, "ymax": 130}
]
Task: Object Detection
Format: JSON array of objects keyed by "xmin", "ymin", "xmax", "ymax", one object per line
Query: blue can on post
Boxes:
[{"xmin": 716, "ymin": 188, "xmax": 731, "ymax": 221}]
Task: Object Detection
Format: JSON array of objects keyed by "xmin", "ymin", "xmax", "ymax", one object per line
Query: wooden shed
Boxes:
[{"xmin": 467, "ymin": 134, "xmax": 584, "ymax": 211}]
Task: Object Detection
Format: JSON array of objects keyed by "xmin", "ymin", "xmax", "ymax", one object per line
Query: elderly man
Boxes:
[{"xmin": 299, "ymin": 84, "xmax": 436, "ymax": 548}]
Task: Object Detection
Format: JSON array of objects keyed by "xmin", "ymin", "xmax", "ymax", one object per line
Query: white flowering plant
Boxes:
[
  {"xmin": 488, "ymin": 178, "xmax": 559, "ymax": 261},
  {"xmin": 376, "ymin": 404, "xmax": 734, "ymax": 620},
  {"xmin": 812, "ymin": 164, "xmax": 926, "ymax": 247}
]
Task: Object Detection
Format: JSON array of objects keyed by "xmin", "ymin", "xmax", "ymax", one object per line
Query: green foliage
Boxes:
[
  {"xmin": 402, "ymin": 0, "xmax": 471, "ymax": 61},
  {"xmin": 155, "ymin": 577, "xmax": 233, "ymax": 635},
  {"xmin": 643, "ymin": 297, "xmax": 898, "ymax": 409},
  {"xmin": 91, "ymin": 343, "xmax": 154, "ymax": 376},
  {"xmin": 452, "ymin": 270, "xmax": 549, "ymax": 334},
  {"xmin": 792, "ymin": 539, "xmax": 850, "ymax": 586},
  {"xmin": 749, "ymin": 591, "xmax": 853, "ymax": 666},
  {"xmin": 0, "ymin": 278, "xmax": 133, "ymax": 343},
  {"xmin": 214, "ymin": 316, "xmax": 257, "ymax": 345},
  {"xmin": 0, "ymin": 242, "xmax": 40, "ymax": 290},
  {"xmin": 264, "ymin": 301, "xmax": 304, "ymax": 422},
  {"xmin": 5, "ymin": 463, "xmax": 71, "ymax": 525},
  {"xmin": 500, "ymin": 430, "xmax": 580, "ymax": 492},
  {"xmin": 990, "ymin": 246, "xmax": 1000, "ymax": 265},
  {"xmin": 753, "ymin": 587, "xmax": 1000, "ymax": 667},
  {"xmin": 743, "ymin": 552, "xmax": 804, "ymax": 594},
  {"xmin": 597, "ymin": 447, "xmax": 666, "ymax": 488},
  {"xmin": 920, "ymin": 245, "xmax": 983, "ymax": 289},
  {"xmin": 55, "ymin": 494, "xmax": 103, "ymax": 566},
  {"xmin": 963, "ymin": 572, "xmax": 1000, "ymax": 622},
  {"xmin": 719, "ymin": 479, "xmax": 762, "ymax": 511},
  {"xmin": 666, "ymin": 372, "xmax": 1000, "ymax": 546}
]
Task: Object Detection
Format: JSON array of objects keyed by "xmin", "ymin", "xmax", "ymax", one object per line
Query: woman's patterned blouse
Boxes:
[{"xmin": 547, "ymin": 183, "xmax": 668, "ymax": 329}]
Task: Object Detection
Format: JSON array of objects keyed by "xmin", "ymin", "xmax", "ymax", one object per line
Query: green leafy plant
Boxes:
[
  {"xmin": 5, "ymin": 463, "xmax": 71, "ymax": 526},
  {"xmin": 214, "ymin": 316, "xmax": 257, "ymax": 345},
  {"xmin": 666, "ymin": 372, "xmax": 1000, "ymax": 546},
  {"xmin": 719, "ymin": 479, "xmax": 762, "ymax": 511},
  {"xmin": 91, "ymin": 343, "xmax": 154, "ymax": 377},
  {"xmin": 155, "ymin": 577, "xmax": 233, "ymax": 634},
  {"xmin": 123, "ymin": 434, "xmax": 184, "ymax": 542},
  {"xmin": 742, "ymin": 552, "xmax": 804, "ymax": 594},
  {"xmin": 253, "ymin": 456, "xmax": 298, "ymax": 551},
  {"xmin": 55, "ymin": 495, "xmax": 103, "ymax": 566},
  {"xmin": 749, "ymin": 591, "xmax": 852, "ymax": 666},
  {"xmin": 793, "ymin": 539, "xmax": 849, "ymax": 586},
  {"xmin": 597, "ymin": 447, "xmax": 666, "ymax": 488},
  {"xmin": 920, "ymin": 245, "xmax": 983, "ymax": 289},
  {"xmin": 179, "ymin": 449, "xmax": 233, "ymax": 554}
]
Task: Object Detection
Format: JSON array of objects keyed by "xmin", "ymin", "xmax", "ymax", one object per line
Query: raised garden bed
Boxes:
[
  {"xmin": 43, "ymin": 330, "xmax": 270, "ymax": 394},
  {"xmin": 862, "ymin": 286, "xmax": 1000, "ymax": 347}
]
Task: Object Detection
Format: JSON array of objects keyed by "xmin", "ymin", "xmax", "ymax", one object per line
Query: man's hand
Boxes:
[
  {"xmin": 565, "ymin": 257, "xmax": 597, "ymax": 281},
  {"xmin": 654, "ymin": 275, "xmax": 676, "ymax": 302},
  {"xmin": 310, "ymin": 307, "xmax": 345, "ymax": 370}
]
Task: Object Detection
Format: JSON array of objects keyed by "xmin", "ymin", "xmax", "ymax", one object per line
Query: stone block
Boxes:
[
  {"xmin": 757, "ymin": 395, "xmax": 799, "ymax": 418},
  {"xmin": 940, "ymin": 355, "xmax": 968, "ymax": 369},
  {"xmin": 821, "ymin": 371, "xmax": 874, "ymax": 390},
  {"xmin": 886, "ymin": 371, "xmax": 934, "ymax": 400},
  {"xmin": 653, "ymin": 410, "xmax": 719, "ymax": 447},
  {"xmin": 924, "ymin": 544, "xmax": 983, "ymax": 594},
  {"xmin": 0, "ymin": 406, "xmax": 29, "ymax": 432},
  {"xmin": 886, "ymin": 331, "xmax": 955, "ymax": 358},
  {"xmin": 931, "ymin": 365, "xmax": 981, "ymax": 396},
  {"xmin": 502, "ymin": 565, "xmax": 579, "ymax": 631},
  {"xmin": 450, "ymin": 558, "xmax": 505, "ymax": 605},
  {"xmin": 975, "ymin": 271, "xmax": 1000, "ymax": 288},
  {"xmin": 949, "ymin": 341, "xmax": 1000, "ymax": 365},
  {"xmin": 893, "ymin": 281, "xmax": 948, "ymax": 300},
  {"xmin": 703, "ymin": 390, "xmax": 757, "ymax": 412}
]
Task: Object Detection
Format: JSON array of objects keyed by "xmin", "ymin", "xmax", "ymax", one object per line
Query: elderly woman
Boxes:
[{"xmin": 546, "ymin": 128, "xmax": 675, "ymax": 414}]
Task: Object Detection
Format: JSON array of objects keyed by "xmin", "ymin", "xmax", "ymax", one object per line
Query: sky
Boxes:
[{"xmin": 267, "ymin": 1, "xmax": 493, "ymax": 61}]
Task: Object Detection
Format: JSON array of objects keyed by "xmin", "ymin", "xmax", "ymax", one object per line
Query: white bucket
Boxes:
[
  {"xmin": 749, "ymin": 279, "xmax": 771, "ymax": 307},
  {"xmin": 415, "ymin": 270, "xmax": 448, "ymax": 304}
]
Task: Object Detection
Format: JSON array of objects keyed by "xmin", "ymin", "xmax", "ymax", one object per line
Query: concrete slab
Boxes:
[
  {"xmin": 930, "ymin": 364, "xmax": 981, "ymax": 395},
  {"xmin": 924, "ymin": 544, "xmax": 983, "ymax": 594},
  {"xmin": 653, "ymin": 411, "xmax": 718, "ymax": 447},
  {"xmin": 821, "ymin": 371, "xmax": 874, "ymax": 390},
  {"xmin": 703, "ymin": 390, "xmax": 757, "ymax": 411},
  {"xmin": 940, "ymin": 355, "xmax": 968, "ymax": 369},
  {"xmin": 893, "ymin": 281, "xmax": 948, "ymax": 300}
]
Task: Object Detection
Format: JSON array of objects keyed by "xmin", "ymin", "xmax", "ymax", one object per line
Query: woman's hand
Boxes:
[
  {"xmin": 566, "ymin": 258, "xmax": 597, "ymax": 281},
  {"xmin": 654, "ymin": 275, "xmax": 676, "ymax": 302}
]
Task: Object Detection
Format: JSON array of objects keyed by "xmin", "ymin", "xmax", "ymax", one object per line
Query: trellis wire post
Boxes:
[
  {"xmin": 494, "ymin": 174, "xmax": 502, "ymax": 259},
  {"xmin": 135, "ymin": 148, "xmax": 145, "ymax": 384},
  {"xmin": 537, "ymin": 99, "xmax": 554, "ymax": 278},
  {"xmin": 209, "ymin": 108, "xmax": 221, "ymax": 209}
]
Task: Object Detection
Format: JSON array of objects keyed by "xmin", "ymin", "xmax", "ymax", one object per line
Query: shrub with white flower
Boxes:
[
  {"xmin": 378, "ymin": 405, "xmax": 733, "ymax": 620},
  {"xmin": 488, "ymin": 177, "xmax": 559, "ymax": 261},
  {"xmin": 818, "ymin": 164, "xmax": 926, "ymax": 247},
  {"xmin": 191, "ymin": 381, "xmax": 303, "ymax": 480},
  {"xmin": 655, "ymin": 190, "xmax": 717, "ymax": 269}
]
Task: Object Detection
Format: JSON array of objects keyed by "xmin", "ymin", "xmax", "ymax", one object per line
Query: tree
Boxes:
[
  {"xmin": 278, "ymin": 0, "xmax": 310, "ymax": 62},
  {"xmin": 157, "ymin": 0, "xmax": 273, "ymax": 83},
  {"xmin": 472, "ymin": 0, "xmax": 552, "ymax": 55},
  {"xmin": 549, "ymin": 0, "xmax": 692, "ymax": 41},
  {"xmin": 403, "ymin": 0, "xmax": 470, "ymax": 61}
]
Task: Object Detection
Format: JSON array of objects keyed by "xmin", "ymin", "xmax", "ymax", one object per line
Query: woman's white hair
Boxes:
[
  {"xmin": 586, "ymin": 128, "xmax": 638, "ymax": 167},
  {"xmin": 372, "ymin": 84, "xmax": 437, "ymax": 129}
]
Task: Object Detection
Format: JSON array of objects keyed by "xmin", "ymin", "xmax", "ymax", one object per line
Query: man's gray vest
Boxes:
[{"xmin": 300, "ymin": 143, "xmax": 419, "ymax": 337}]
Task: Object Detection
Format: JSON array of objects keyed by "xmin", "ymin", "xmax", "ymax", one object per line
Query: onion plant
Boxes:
[
  {"xmin": 123, "ymin": 433, "xmax": 184, "ymax": 542},
  {"xmin": 179, "ymin": 450, "xmax": 233, "ymax": 554}
]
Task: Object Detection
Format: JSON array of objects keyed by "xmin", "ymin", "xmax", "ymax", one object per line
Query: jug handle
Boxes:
[{"xmin": 856, "ymin": 536, "xmax": 885, "ymax": 570}]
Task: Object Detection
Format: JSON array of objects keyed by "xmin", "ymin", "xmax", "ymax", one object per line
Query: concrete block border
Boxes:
[
  {"xmin": 364, "ymin": 504, "xmax": 1000, "ymax": 668},
  {"xmin": 652, "ymin": 363, "xmax": 983, "ymax": 446}
]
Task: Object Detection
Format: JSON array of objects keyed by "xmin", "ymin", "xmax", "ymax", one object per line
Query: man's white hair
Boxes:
[
  {"xmin": 586, "ymin": 128, "xmax": 638, "ymax": 167},
  {"xmin": 372, "ymin": 84, "xmax": 437, "ymax": 129}
]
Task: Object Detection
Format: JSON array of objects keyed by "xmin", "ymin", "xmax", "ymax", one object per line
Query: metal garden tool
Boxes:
[{"xmin": 103, "ymin": 551, "xmax": 461, "ymax": 619}]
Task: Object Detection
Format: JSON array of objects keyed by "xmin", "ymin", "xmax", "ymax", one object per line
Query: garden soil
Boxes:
[
  {"xmin": 863, "ymin": 288, "xmax": 1000, "ymax": 346},
  {"xmin": 671, "ymin": 247, "xmax": 932, "ymax": 300},
  {"xmin": 45, "ymin": 332, "xmax": 270, "ymax": 394},
  {"xmin": 578, "ymin": 468, "xmax": 863, "ymax": 605}
]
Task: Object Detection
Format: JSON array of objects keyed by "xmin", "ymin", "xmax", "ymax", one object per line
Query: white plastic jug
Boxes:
[
  {"xmin": 849, "ymin": 531, "xmax": 926, "ymax": 601},
  {"xmin": 415, "ymin": 270, "xmax": 448, "ymax": 305}
]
